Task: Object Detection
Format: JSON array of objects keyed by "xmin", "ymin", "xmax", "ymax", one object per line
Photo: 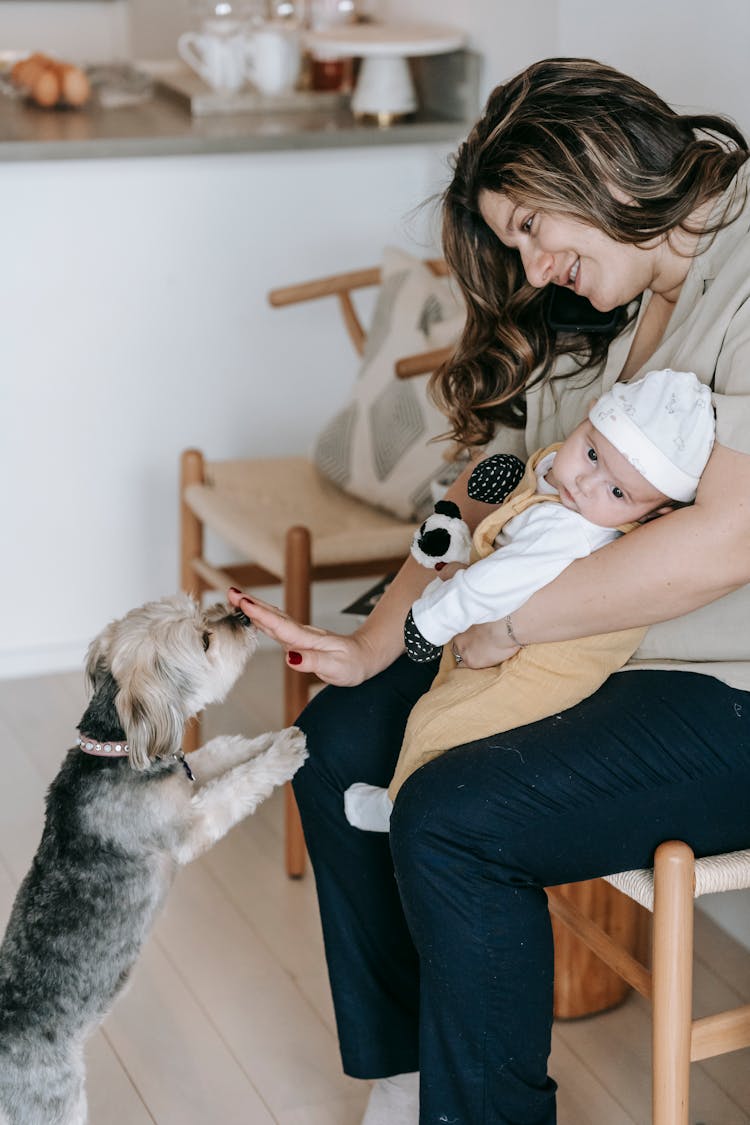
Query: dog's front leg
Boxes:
[
  {"xmin": 173, "ymin": 727, "xmax": 307, "ymax": 864},
  {"xmin": 187, "ymin": 732, "xmax": 283, "ymax": 785}
]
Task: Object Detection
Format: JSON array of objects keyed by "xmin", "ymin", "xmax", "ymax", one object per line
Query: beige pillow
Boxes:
[{"xmin": 313, "ymin": 246, "xmax": 465, "ymax": 522}]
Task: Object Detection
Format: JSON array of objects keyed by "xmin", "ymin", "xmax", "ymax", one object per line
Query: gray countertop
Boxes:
[{"xmin": 0, "ymin": 53, "xmax": 476, "ymax": 163}]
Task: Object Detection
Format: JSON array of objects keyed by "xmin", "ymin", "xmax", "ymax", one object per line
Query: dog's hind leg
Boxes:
[
  {"xmin": 173, "ymin": 726, "xmax": 307, "ymax": 864},
  {"xmin": 187, "ymin": 732, "xmax": 285, "ymax": 784},
  {"xmin": 61, "ymin": 1085, "xmax": 87, "ymax": 1125},
  {"xmin": 0, "ymin": 1075, "xmax": 86, "ymax": 1125}
]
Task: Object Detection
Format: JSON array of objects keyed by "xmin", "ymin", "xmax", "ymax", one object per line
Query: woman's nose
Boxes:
[{"xmin": 521, "ymin": 245, "xmax": 555, "ymax": 288}]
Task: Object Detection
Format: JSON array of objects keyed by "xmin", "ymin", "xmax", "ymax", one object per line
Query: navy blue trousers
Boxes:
[{"xmin": 292, "ymin": 656, "xmax": 750, "ymax": 1124}]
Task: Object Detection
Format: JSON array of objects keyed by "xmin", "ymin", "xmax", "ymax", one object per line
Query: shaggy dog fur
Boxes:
[{"xmin": 0, "ymin": 594, "xmax": 307, "ymax": 1125}]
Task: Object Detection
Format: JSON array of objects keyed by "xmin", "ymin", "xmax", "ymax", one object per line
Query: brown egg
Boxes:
[{"xmin": 32, "ymin": 67, "xmax": 61, "ymax": 108}]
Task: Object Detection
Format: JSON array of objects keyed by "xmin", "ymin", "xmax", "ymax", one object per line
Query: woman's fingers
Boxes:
[
  {"xmin": 435, "ymin": 561, "xmax": 468, "ymax": 582},
  {"xmin": 228, "ymin": 587, "xmax": 368, "ymax": 686},
  {"xmin": 453, "ymin": 621, "xmax": 519, "ymax": 668},
  {"xmin": 239, "ymin": 596, "xmax": 315, "ymax": 647}
]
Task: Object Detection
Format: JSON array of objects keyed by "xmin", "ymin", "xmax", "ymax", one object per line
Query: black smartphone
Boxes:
[{"xmin": 546, "ymin": 285, "xmax": 623, "ymax": 334}]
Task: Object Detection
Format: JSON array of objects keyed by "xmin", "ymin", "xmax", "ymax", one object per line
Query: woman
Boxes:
[{"xmin": 231, "ymin": 59, "xmax": 750, "ymax": 1124}]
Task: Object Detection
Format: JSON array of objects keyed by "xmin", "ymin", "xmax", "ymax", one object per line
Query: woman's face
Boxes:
[{"xmin": 478, "ymin": 190, "xmax": 664, "ymax": 311}]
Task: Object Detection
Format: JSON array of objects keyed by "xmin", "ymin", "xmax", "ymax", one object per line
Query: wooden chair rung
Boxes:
[
  {"xmin": 190, "ymin": 558, "xmax": 277, "ymax": 594},
  {"xmin": 691, "ymin": 1003, "xmax": 750, "ymax": 1061},
  {"xmin": 547, "ymin": 887, "xmax": 653, "ymax": 1001}
]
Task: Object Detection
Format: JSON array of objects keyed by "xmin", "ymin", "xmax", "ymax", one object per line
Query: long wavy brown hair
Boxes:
[{"xmin": 433, "ymin": 57, "xmax": 748, "ymax": 448}]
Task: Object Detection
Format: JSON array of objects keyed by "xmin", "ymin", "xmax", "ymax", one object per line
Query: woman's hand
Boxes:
[
  {"xmin": 450, "ymin": 620, "xmax": 520, "ymax": 669},
  {"xmin": 228, "ymin": 588, "xmax": 375, "ymax": 687}
]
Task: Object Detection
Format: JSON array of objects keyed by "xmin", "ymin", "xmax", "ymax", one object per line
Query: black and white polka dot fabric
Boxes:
[
  {"xmin": 404, "ymin": 609, "xmax": 442, "ymax": 663},
  {"xmin": 467, "ymin": 453, "xmax": 526, "ymax": 504}
]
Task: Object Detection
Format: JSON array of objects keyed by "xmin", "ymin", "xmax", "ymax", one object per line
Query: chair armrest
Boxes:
[
  {"xmin": 267, "ymin": 259, "xmax": 451, "ymax": 361},
  {"xmin": 268, "ymin": 267, "xmax": 382, "ymax": 307},
  {"xmin": 267, "ymin": 258, "xmax": 447, "ymax": 308},
  {"xmin": 395, "ymin": 345, "xmax": 454, "ymax": 379}
]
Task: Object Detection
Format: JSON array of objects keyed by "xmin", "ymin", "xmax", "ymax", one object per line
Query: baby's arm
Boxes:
[
  {"xmin": 410, "ymin": 504, "xmax": 607, "ymax": 650},
  {"xmin": 403, "ymin": 454, "xmax": 526, "ymax": 662}
]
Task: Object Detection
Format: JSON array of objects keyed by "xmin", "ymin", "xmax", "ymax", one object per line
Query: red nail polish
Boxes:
[
  {"xmin": 435, "ymin": 561, "xmax": 445, "ymax": 571},
  {"xmin": 288, "ymin": 651, "xmax": 302, "ymax": 666}
]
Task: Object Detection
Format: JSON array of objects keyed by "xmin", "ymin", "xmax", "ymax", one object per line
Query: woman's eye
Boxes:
[
  {"xmin": 202, "ymin": 631, "xmax": 212, "ymax": 652},
  {"xmin": 521, "ymin": 214, "xmax": 535, "ymax": 233},
  {"xmin": 611, "ymin": 486, "xmax": 624, "ymax": 499},
  {"xmin": 587, "ymin": 447, "xmax": 598, "ymax": 462}
]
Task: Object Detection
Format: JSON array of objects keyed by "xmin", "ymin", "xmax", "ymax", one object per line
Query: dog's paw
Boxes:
[{"xmin": 265, "ymin": 726, "xmax": 308, "ymax": 777}]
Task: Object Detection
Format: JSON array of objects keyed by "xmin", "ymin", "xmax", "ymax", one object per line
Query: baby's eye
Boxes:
[
  {"xmin": 587, "ymin": 447, "xmax": 598, "ymax": 462},
  {"xmin": 611, "ymin": 486, "xmax": 624, "ymax": 499}
]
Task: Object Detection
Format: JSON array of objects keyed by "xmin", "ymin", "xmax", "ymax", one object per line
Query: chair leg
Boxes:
[
  {"xmin": 180, "ymin": 449, "xmax": 207, "ymax": 756},
  {"xmin": 283, "ymin": 526, "xmax": 313, "ymax": 879},
  {"xmin": 652, "ymin": 840, "xmax": 695, "ymax": 1125},
  {"xmin": 180, "ymin": 449, "xmax": 206, "ymax": 596}
]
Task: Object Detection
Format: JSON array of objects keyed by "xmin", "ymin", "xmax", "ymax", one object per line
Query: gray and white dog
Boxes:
[{"xmin": 0, "ymin": 593, "xmax": 307, "ymax": 1125}]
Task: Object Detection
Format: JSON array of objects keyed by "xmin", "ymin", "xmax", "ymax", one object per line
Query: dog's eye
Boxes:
[{"xmin": 202, "ymin": 631, "xmax": 212, "ymax": 652}]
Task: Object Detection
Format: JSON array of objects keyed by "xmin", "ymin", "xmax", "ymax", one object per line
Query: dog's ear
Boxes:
[
  {"xmin": 84, "ymin": 626, "xmax": 114, "ymax": 695},
  {"xmin": 115, "ymin": 659, "xmax": 184, "ymax": 771}
]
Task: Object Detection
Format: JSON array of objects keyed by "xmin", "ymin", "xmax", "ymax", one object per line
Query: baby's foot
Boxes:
[{"xmin": 344, "ymin": 782, "xmax": 393, "ymax": 832}]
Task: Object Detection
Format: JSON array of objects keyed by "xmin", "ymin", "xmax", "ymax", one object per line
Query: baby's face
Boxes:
[{"xmin": 546, "ymin": 421, "xmax": 669, "ymax": 528}]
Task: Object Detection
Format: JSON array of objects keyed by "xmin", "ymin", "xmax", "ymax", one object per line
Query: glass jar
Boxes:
[{"xmin": 308, "ymin": 0, "xmax": 356, "ymax": 92}]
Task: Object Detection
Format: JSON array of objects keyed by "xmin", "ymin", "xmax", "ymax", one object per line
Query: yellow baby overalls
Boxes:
[{"xmin": 388, "ymin": 446, "xmax": 646, "ymax": 800}]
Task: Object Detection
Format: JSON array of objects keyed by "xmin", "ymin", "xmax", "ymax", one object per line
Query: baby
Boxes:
[{"xmin": 345, "ymin": 368, "xmax": 716, "ymax": 831}]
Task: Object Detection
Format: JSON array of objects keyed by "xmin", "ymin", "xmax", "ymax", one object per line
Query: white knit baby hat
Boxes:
[{"xmin": 588, "ymin": 369, "xmax": 715, "ymax": 502}]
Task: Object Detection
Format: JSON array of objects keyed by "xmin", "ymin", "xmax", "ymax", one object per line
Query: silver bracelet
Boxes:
[{"xmin": 505, "ymin": 614, "xmax": 526, "ymax": 648}]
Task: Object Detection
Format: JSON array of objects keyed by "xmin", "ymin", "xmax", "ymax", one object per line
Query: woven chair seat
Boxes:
[
  {"xmin": 184, "ymin": 456, "xmax": 416, "ymax": 576},
  {"xmin": 605, "ymin": 847, "xmax": 750, "ymax": 911}
]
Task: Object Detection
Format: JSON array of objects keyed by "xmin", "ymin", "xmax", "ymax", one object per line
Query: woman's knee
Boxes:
[
  {"xmin": 390, "ymin": 752, "xmax": 475, "ymax": 875},
  {"xmin": 390, "ymin": 744, "xmax": 523, "ymax": 880}
]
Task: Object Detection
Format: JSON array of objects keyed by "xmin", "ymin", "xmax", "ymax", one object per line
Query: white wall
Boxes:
[
  {"xmin": 0, "ymin": 1, "xmax": 130, "ymax": 61},
  {"xmin": 0, "ymin": 143, "xmax": 453, "ymax": 676},
  {"xmin": 558, "ymin": 0, "xmax": 750, "ymax": 135},
  {"xmin": 381, "ymin": 0, "xmax": 558, "ymax": 104}
]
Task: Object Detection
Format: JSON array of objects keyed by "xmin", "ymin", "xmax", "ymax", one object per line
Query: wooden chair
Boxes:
[
  {"xmin": 547, "ymin": 842, "xmax": 750, "ymax": 1124},
  {"xmin": 180, "ymin": 260, "xmax": 453, "ymax": 879}
]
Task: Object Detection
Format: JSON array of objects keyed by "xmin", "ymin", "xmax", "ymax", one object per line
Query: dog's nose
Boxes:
[{"xmin": 232, "ymin": 609, "xmax": 253, "ymax": 628}]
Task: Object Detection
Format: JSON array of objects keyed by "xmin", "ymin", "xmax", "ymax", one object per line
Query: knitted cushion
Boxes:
[{"xmin": 313, "ymin": 246, "xmax": 465, "ymax": 522}]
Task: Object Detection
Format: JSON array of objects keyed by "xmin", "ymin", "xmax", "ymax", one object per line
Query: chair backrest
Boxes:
[{"xmin": 267, "ymin": 259, "xmax": 453, "ymax": 377}]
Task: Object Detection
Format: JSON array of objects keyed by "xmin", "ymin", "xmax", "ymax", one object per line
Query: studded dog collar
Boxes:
[
  {"xmin": 76, "ymin": 734, "xmax": 195, "ymax": 781},
  {"xmin": 77, "ymin": 734, "xmax": 130, "ymax": 757}
]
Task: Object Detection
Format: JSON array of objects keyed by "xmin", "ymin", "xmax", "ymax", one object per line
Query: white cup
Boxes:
[
  {"xmin": 178, "ymin": 20, "xmax": 249, "ymax": 94},
  {"xmin": 245, "ymin": 21, "xmax": 301, "ymax": 97}
]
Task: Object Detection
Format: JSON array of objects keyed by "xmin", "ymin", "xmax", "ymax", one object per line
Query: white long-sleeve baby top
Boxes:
[{"xmin": 411, "ymin": 452, "xmax": 621, "ymax": 647}]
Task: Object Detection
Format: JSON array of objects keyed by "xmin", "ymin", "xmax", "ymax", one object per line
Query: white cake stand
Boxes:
[{"xmin": 305, "ymin": 22, "xmax": 466, "ymax": 125}]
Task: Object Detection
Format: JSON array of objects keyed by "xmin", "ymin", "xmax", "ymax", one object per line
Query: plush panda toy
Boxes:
[
  {"xmin": 404, "ymin": 453, "xmax": 526, "ymax": 662},
  {"xmin": 410, "ymin": 499, "xmax": 473, "ymax": 569}
]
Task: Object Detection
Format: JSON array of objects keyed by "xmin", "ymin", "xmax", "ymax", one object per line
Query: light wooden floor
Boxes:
[{"xmin": 1, "ymin": 652, "xmax": 749, "ymax": 1124}]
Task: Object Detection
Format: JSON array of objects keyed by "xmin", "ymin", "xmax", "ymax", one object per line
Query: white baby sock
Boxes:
[
  {"xmin": 361, "ymin": 1071, "xmax": 419, "ymax": 1125},
  {"xmin": 344, "ymin": 782, "xmax": 394, "ymax": 832}
]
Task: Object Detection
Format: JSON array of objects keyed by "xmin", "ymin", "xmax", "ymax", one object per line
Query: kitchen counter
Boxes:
[{"xmin": 0, "ymin": 51, "xmax": 478, "ymax": 163}]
